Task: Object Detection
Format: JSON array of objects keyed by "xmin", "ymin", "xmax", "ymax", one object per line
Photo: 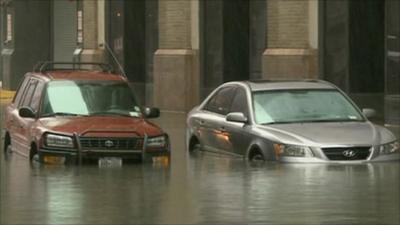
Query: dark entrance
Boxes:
[
  {"xmin": 349, "ymin": 0, "xmax": 384, "ymax": 93},
  {"xmin": 200, "ymin": 0, "xmax": 265, "ymax": 99},
  {"xmin": 321, "ymin": 0, "xmax": 385, "ymax": 120},
  {"xmin": 106, "ymin": 0, "xmax": 158, "ymax": 105}
]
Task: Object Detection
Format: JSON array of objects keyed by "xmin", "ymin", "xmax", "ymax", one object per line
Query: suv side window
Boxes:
[
  {"xmin": 29, "ymin": 81, "xmax": 45, "ymax": 112},
  {"xmin": 13, "ymin": 76, "xmax": 30, "ymax": 106},
  {"xmin": 204, "ymin": 86, "xmax": 236, "ymax": 115},
  {"xmin": 230, "ymin": 87, "xmax": 249, "ymax": 118},
  {"xmin": 20, "ymin": 79, "xmax": 38, "ymax": 108}
]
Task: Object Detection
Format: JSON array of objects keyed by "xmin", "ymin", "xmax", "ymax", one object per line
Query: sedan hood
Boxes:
[
  {"xmin": 39, "ymin": 116, "xmax": 163, "ymax": 137},
  {"xmin": 257, "ymin": 121, "xmax": 396, "ymax": 147}
]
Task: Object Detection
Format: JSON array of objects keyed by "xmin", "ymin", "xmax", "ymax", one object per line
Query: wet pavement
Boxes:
[{"xmin": 1, "ymin": 102, "xmax": 399, "ymax": 225}]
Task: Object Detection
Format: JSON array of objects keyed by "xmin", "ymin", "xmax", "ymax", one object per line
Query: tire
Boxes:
[
  {"xmin": 29, "ymin": 144, "xmax": 40, "ymax": 163},
  {"xmin": 189, "ymin": 137, "xmax": 201, "ymax": 152},
  {"xmin": 249, "ymin": 149, "xmax": 265, "ymax": 162},
  {"xmin": 3, "ymin": 133, "xmax": 12, "ymax": 155}
]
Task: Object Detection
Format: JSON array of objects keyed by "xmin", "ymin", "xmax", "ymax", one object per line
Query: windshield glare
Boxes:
[
  {"xmin": 41, "ymin": 81, "xmax": 141, "ymax": 117},
  {"xmin": 253, "ymin": 89, "xmax": 364, "ymax": 124}
]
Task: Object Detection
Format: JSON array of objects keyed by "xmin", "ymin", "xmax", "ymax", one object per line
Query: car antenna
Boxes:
[{"xmin": 99, "ymin": 42, "xmax": 128, "ymax": 79}]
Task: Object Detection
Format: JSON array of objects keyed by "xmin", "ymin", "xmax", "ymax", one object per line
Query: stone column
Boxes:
[
  {"xmin": 262, "ymin": 0, "xmax": 318, "ymax": 79},
  {"xmin": 154, "ymin": 0, "xmax": 200, "ymax": 112},
  {"xmin": 79, "ymin": 0, "xmax": 105, "ymax": 64},
  {"xmin": 0, "ymin": 3, "xmax": 3, "ymax": 87},
  {"xmin": 1, "ymin": 0, "xmax": 50, "ymax": 90}
]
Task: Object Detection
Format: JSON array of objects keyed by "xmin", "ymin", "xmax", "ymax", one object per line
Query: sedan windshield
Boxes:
[
  {"xmin": 253, "ymin": 89, "xmax": 364, "ymax": 124},
  {"xmin": 41, "ymin": 80, "xmax": 141, "ymax": 117}
]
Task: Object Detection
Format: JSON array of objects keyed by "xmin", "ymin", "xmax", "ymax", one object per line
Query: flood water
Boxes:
[{"xmin": 1, "ymin": 102, "xmax": 399, "ymax": 225}]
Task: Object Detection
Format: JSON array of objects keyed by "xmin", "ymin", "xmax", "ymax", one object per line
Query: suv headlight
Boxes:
[
  {"xmin": 45, "ymin": 134, "xmax": 74, "ymax": 148},
  {"xmin": 274, "ymin": 144, "xmax": 314, "ymax": 158},
  {"xmin": 377, "ymin": 141, "xmax": 399, "ymax": 155},
  {"xmin": 147, "ymin": 135, "xmax": 166, "ymax": 148}
]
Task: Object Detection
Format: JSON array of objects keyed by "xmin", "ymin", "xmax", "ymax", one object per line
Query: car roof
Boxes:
[
  {"xmin": 244, "ymin": 79, "xmax": 337, "ymax": 91},
  {"xmin": 28, "ymin": 70, "xmax": 127, "ymax": 82}
]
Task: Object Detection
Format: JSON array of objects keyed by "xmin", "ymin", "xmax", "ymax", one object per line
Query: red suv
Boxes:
[{"xmin": 2, "ymin": 62, "xmax": 170, "ymax": 165}]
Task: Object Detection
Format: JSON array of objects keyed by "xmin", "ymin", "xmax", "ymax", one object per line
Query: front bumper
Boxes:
[
  {"xmin": 279, "ymin": 153, "xmax": 400, "ymax": 163},
  {"xmin": 38, "ymin": 147, "xmax": 170, "ymax": 163}
]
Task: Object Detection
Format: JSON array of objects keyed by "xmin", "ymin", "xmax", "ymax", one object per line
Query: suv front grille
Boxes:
[
  {"xmin": 322, "ymin": 147, "xmax": 372, "ymax": 160},
  {"xmin": 79, "ymin": 137, "xmax": 143, "ymax": 150}
]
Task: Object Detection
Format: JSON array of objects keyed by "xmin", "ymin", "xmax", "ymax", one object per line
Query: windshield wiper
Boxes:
[
  {"xmin": 261, "ymin": 121, "xmax": 296, "ymax": 125},
  {"xmin": 41, "ymin": 112, "xmax": 87, "ymax": 117},
  {"xmin": 261, "ymin": 118, "xmax": 362, "ymax": 125},
  {"xmin": 305, "ymin": 118, "xmax": 363, "ymax": 123},
  {"xmin": 90, "ymin": 111, "xmax": 135, "ymax": 117}
]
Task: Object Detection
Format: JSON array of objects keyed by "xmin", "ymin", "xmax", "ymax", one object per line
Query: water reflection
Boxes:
[
  {"xmin": 187, "ymin": 152, "xmax": 399, "ymax": 225},
  {"xmin": 1, "ymin": 107, "xmax": 399, "ymax": 224}
]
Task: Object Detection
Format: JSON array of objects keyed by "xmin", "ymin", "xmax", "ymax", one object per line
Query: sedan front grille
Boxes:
[
  {"xmin": 79, "ymin": 137, "xmax": 143, "ymax": 150},
  {"xmin": 322, "ymin": 147, "xmax": 372, "ymax": 160}
]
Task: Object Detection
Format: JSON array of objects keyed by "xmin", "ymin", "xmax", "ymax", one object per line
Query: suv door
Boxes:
[
  {"xmin": 6, "ymin": 76, "xmax": 30, "ymax": 153},
  {"xmin": 200, "ymin": 86, "xmax": 236, "ymax": 152},
  {"xmin": 11, "ymin": 78, "xmax": 44, "ymax": 156}
]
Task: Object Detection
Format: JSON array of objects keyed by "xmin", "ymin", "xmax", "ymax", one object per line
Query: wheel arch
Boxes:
[{"xmin": 246, "ymin": 139, "xmax": 275, "ymax": 161}]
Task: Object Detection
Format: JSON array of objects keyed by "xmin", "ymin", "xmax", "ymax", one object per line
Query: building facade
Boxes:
[{"xmin": 0, "ymin": 0, "xmax": 399, "ymax": 130}]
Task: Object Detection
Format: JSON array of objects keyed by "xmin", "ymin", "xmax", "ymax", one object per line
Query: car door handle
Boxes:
[
  {"xmin": 219, "ymin": 127, "xmax": 226, "ymax": 132},
  {"xmin": 199, "ymin": 120, "xmax": 205, "ymax": 125}
]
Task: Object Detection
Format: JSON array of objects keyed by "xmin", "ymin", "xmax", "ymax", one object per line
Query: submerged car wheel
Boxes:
[
  {"xmin": 189, "ymin": 136, "xmax": 201, "ymax": 152},
  {"xmin": 29, "ymin": 144, "xmax": 41, "ymax": 163},
  {"xmin": 249, "ymin": 149, "xmax": 265, "ymax": 162},
  {"xmin": 4, "ymin": 133, "xmax": 12, "ymax": 154}
]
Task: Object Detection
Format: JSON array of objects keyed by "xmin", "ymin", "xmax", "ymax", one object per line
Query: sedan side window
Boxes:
[
  {"xmin": 230, "ymin": 88, "xmax": 249, "ymax": 118},
  {"xmin": 204, "ymin": 86, "xmax": 236, "ymax": 115}
]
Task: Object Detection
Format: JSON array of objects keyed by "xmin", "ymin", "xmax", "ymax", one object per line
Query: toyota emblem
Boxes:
[
  {"xmin": 104, "ymin": 140, "xmax": 114, "ymax": 148},
  {"xmin": 342, "ymin": 150, "xmax": 356, "ymax": 158}
]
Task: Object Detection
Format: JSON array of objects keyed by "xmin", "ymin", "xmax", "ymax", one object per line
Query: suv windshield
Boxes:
[
  {"xmin": 253, "ymin": 89, "xmax": 364, "ymax": 124},
  {"xmin": 41, "ymin": 80, "xmax": 141, "ymax": 117}
]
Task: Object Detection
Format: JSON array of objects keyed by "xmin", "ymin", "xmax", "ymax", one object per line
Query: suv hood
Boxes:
[
  {"xmin": 257, "ymin": 121, "xmax": 396, "ymax": 147},
  {"xmin": 39, "ymin": 116, "xmax": 163, "ymax": 137}
]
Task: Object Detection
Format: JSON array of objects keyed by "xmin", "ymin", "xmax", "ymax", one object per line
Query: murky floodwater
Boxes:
[{"xmin": 1, "ymin": 102, "xmax": 399, "ymax": 225}]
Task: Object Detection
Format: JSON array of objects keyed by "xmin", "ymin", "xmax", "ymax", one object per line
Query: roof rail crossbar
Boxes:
[{"xmin": 33, "ymin": 62, "xmax": 114, "ymax": 74}]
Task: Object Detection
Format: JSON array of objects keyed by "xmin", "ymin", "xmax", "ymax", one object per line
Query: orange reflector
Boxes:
[
  {"xmin": 43, "ymin": 156, "xmax": 65, "ymax": 164},
  {"xmin": 153, "ymin": 155, "xmax": 170, "ymax": 166},
  {"xmin": 274, "ymin": 144, "xmax": 283, "ymax": 160}
]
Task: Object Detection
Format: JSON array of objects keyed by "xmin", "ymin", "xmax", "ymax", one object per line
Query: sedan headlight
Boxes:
[
  {"xmin": 377, "ymin": 141, "xmax": 399, "ymax": 155},
  {"xmin": 274, "ymin": 144, "xmax": 314, "ymax": 158},
  {"xmin": 45, "ymin": 134, "xmax": 74, "ymax": 148},
  {"xmin": 147, "ymin": 135, "xmax": 166, "ymax": 148}
]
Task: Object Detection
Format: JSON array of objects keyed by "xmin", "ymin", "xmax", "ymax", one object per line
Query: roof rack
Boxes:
[
  {"xmin": 248, "ymin": 79, "xmax": 325, "ymax": 83},
  {"xmin": 33, "ymin": 62, "xmax": 115, "ymax": 74}
]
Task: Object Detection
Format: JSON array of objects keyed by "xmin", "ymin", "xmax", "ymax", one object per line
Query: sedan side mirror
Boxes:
[
  {"xmin": 226, "ymin": 112, "xmax": 248, "ymax": 123},
  {"xmin": 362, "ymin": 108, "xmax": 376, "ymax": 119},
  {"xmin": 19, "ymin": 107, "xmax": 36, "ymax": 118},
  {"xmin": 144, "ymin": 107, "xmax": 160, "ymax": 118}
]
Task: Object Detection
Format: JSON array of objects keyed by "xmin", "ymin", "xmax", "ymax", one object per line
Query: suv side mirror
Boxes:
[
  {"xmin": 226, "ymin": 112, "xmax": 248, "ymax": 123},
  {"xmin": 362, "ymin": 108, "xmax": 376, "ymax": 119},
  {"xmin": 19, "ymin": 107, "xmax": 36, "ymax": 118},
  {"xmin": 144, "ymin": 107, "xmax": 160, "ymax": 118}
]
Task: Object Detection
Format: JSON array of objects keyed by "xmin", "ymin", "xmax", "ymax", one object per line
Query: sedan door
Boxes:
[
  {"xmin": 198, "ymin": 86, "xmax": 237, "ymax": 153},
  {"xmin": 221, "ymin": 87, "xmax": 253, "ymax": 156}
]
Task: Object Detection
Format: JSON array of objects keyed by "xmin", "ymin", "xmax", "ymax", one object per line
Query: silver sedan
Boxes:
[{"xmin": 186, "ymin": 80, "xmax": 400, "ymax": 163}]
